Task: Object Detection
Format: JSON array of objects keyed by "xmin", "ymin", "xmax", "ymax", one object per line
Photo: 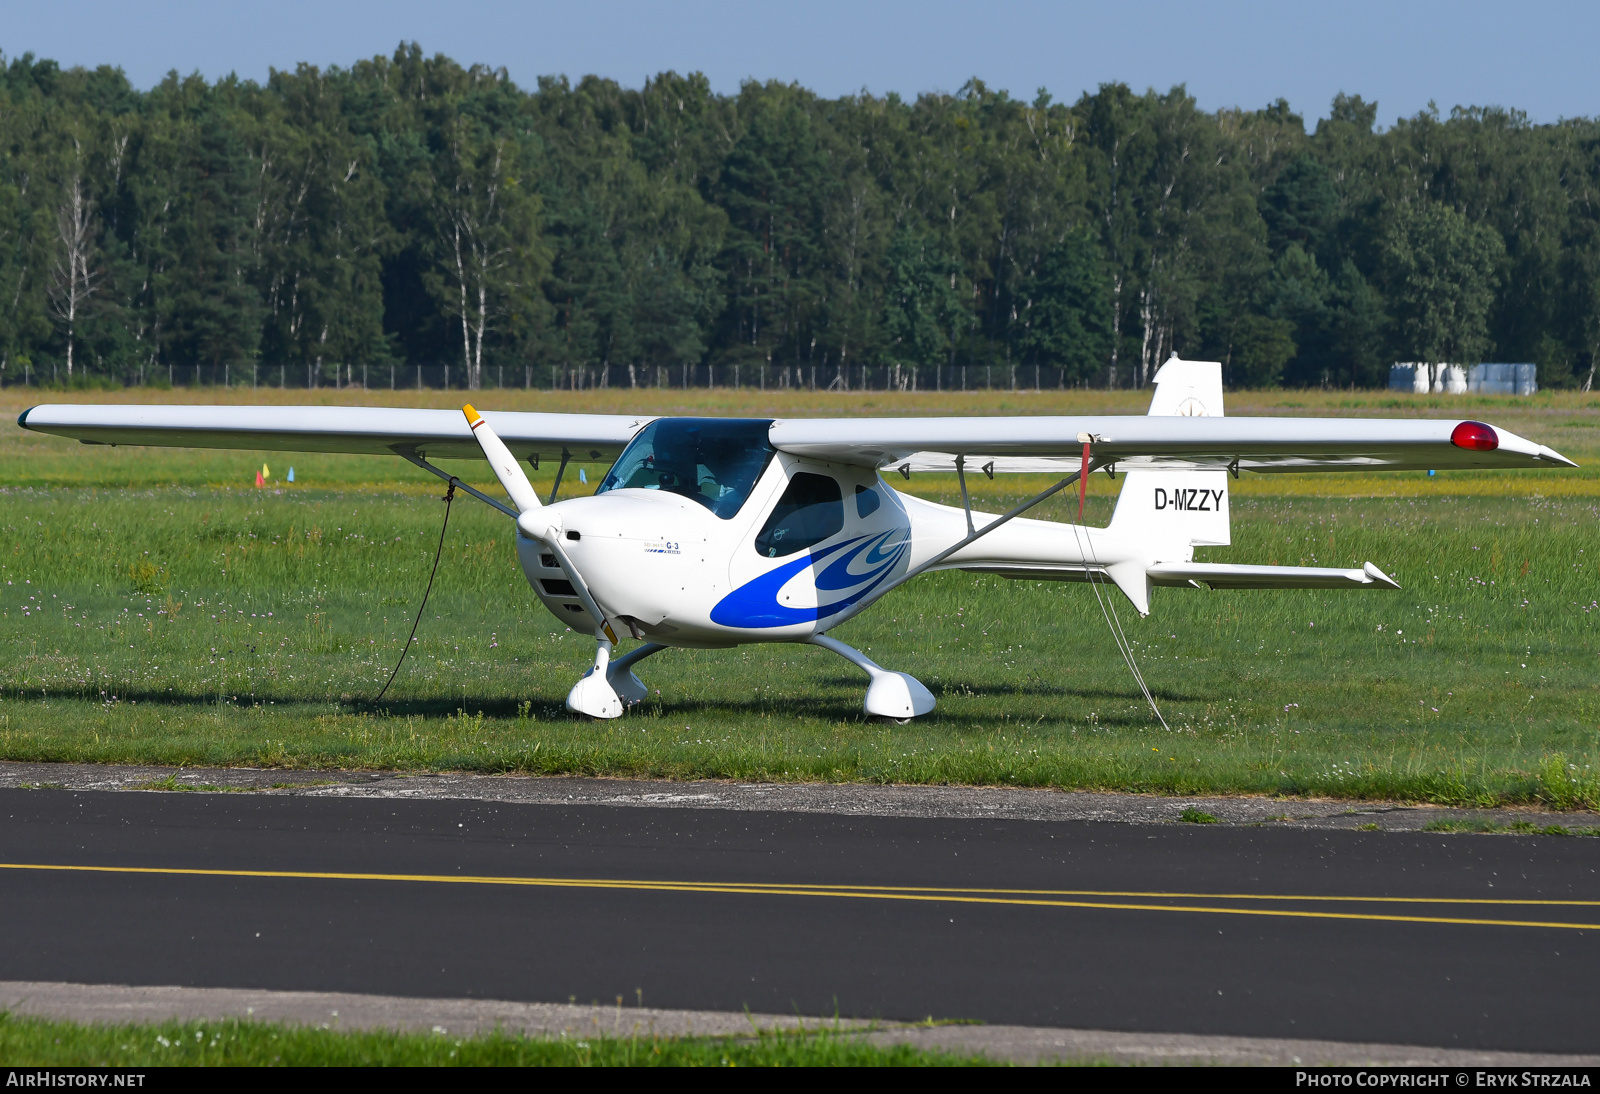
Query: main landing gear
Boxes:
[
  {"xmin": 563, "ymin": 636, "xmax": 933, "ymax": 722},
  {"xmin": 809, "ymin": 634, "xmax": 936, "ymax": 721}
]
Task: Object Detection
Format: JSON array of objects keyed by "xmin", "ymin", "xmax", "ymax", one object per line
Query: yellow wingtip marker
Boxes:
[{"xmin": 463, "ymin": 404, "xmax": 483, "ymax": 428}]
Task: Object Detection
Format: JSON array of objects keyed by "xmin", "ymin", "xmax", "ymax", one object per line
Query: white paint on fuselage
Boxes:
[{"xmin": 517, "ymin": 456, "xmax": 1166, "ymax": 648}]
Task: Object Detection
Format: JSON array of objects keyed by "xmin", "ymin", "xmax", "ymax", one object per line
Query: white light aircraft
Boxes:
[{"xmin": 18, "ymin": 359, "xmax": 1575, "ymax": 720}]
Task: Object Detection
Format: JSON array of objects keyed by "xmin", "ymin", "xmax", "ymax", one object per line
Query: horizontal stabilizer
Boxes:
[{"xmin": 1147, "ymin": 561, "xmax": 1400, "ymax": 590}]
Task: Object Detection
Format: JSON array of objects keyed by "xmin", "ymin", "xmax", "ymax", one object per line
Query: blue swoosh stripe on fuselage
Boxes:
[
  {"xmin": 863, "ymin": 529, "xmax": 908, "ymax": 567},
  {"xmin": 710, "ymin": 529, "xmax": 909, "ymax": 629},
  {"xmin": 814, "ymin": 530, "xmax": 907, "ymax": 592}
]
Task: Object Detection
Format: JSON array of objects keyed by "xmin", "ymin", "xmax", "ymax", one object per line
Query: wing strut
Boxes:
[
  {"xmin": 955, "ymin": 455, "xmax": 975, "ymax": 536},
  {"xmin": 824, "ymin": 459, "xmax": 1106, "ymax": 631},
  {"xmin": 547, "ymin": 450, "xmax": 571, "ymax": 504},
  {"xmin": 398, "ymin": 450, "xmax": 518, "ymax": 518}
]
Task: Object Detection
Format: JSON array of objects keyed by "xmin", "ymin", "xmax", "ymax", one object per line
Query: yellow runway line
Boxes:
[
  {"xmin": 1, "ymin": 862, "xmax": 1596, "ymax": 932},
  {"xmin": 696, "ymin": 882, "xmax": 1600, "ymax": 908}
]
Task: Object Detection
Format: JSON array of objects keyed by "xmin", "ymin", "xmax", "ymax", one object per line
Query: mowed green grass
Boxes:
[
  {"xmin": 0, "ymin": 1014, "xmax": 988, "ymax": 1067},
  {"xmin": 1, "ymin": 387, "xmax": 1597, "ymax": 807}
]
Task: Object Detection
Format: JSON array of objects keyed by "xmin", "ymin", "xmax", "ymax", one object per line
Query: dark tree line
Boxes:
[{"xmin": 3, "ymin": 44, "xmax": 1599, "ymax": 391}]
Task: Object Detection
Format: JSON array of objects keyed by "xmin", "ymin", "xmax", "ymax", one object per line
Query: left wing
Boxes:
[
  {"xmin": 16, "ymin": 404, "xmax": 650, "ymax": 467},
  {"xmin": 769, "ymin": 415, "xmax": 1574, "ymax": 473}
]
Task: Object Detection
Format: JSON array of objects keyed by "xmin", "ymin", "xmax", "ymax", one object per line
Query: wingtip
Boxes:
[
  {"xmin": 1542, "ymin": 446, "xmax": 1579, "ymax": 468},
  {"xmin": 1363, "ymin": 562, "xmax": 1401, "ymax": 590},
  {"xmin": 462, "ymin": 404, "xmax": 482, "ymax": 427},
  {"xmin": 16, "ymin": 406, "xmax": 33, "ymax": 429}
]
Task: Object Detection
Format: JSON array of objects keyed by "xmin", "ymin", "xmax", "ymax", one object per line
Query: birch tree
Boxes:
[
  {"xmin": 48, "ymin": 162, "xmax": 96, "ymax": 379},
  {"xmin": 428, "ymin": 115, "xmax": 541, "ymax": 390}
]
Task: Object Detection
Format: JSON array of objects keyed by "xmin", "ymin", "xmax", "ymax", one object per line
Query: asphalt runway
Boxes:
[{"xmin": 1, "ymin": 789, "xmax": 1596, "ymax": 1055}]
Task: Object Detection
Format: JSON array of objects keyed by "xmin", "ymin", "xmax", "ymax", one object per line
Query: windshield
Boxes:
[{"xmin": 597, "ymin": 418, "xmax": 775, "ymax": 519}]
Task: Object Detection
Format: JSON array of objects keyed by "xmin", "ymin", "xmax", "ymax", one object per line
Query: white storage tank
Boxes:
[
  {"xmin": 1469, "ymin": 363, "xmax": 1537, "ymax": 395},
  {"xmin": 1390, "ymin": 362, "xmax": 1536, "ymax": 395}
]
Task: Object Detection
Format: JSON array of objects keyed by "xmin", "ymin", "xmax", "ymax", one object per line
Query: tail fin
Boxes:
[
  {"xmin": 1141, "ymin": 356, "xmax": 1227, "ymax": 419},
  {"xmin": 1109, "ymin": 355, "xmax": 1231, "ymax": 561}
]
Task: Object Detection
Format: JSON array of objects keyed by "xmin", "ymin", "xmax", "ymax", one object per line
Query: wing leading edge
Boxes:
[{"xmin": 16, "ymin": 404, "xmax": 650, "ymax": 466}]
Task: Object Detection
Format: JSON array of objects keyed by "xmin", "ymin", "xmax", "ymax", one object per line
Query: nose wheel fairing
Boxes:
[
  {"xmin": 566, "ymin": 639, "xmax": 624, "ymax": 719},
  {"xmin": 561, "ymin": 640, "xmax": 666, "ymax": 720}
]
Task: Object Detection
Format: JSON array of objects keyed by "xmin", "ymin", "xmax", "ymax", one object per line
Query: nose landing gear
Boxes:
[
  {"xmin": 565, "ymin": 639, "xmax": 667, "ymax": 718},
  {"xmin": 607, "ymin": 641, "xmax": 665, "ymax": 706},
  {"xmin": 566, "ymin": 637, "xmax": 624, "ymax": 719}
]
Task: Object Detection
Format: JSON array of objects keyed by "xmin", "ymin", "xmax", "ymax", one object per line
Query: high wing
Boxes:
[
  {"xmin": 16, "ymin": 404, "xmax": 650, "ymax": 467},
  {"xmin": 768, "ymin": 415, "xmax": 1575, "ymax": 473},
  {"xmin": 17, "ymin": 401, "xmax": 1576, "ymax": 475}
]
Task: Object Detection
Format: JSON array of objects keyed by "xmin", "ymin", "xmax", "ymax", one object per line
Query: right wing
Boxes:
[{"xmin": 16, "ymin": 404, "xmax": 652, "ymax": 468}]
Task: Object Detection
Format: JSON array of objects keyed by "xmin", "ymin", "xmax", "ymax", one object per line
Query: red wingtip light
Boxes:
[{"xmin": 1450, "ymin": 420, "xmax": 1498, "ymax": 452}]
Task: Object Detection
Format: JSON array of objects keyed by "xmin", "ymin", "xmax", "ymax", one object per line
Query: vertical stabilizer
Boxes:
[
  {"xmin": 1109, "ymin": 357, "xmax": 1231, "ymax": 559},
  {"xmin": 1143, "ymin": 356, "xmax": 1226, "ymax": 418}
]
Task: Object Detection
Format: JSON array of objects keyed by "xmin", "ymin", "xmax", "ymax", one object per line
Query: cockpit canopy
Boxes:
[{"xmin": 597, "ymin": 418, "xmax": 775, "ymax": 519}]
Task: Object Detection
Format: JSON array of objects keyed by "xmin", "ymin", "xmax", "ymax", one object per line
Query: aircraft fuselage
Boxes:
[{"xmin": 520, "ymin": 451, "xmax": 1134, "ymax": 648}]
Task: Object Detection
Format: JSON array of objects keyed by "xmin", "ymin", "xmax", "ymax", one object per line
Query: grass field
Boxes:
[
  {"xmin": 0, "ymin": 1014, "xmax": 987, "ymax": 1067},
  {"xmin": 1, "ymin": 384, "xmax": 1597, "ymax": 808}
]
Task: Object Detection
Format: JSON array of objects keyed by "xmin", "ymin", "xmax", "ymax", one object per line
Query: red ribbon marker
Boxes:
[{"xmin": 1078, "ymin": 440, "xmax": 1091, "ymax": 522}]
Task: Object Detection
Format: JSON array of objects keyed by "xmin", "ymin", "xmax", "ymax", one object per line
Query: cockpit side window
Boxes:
[
  {"xmin": 855, "ymin": 484, "xmax": 880, "ymax": 518},
  {"xmin": 597, "ymin": 418, "xmax": 775, "ymax": 519},
  {"xmin": 754, "ymin": 473, "xmax": 843, "ymax": 558}
]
